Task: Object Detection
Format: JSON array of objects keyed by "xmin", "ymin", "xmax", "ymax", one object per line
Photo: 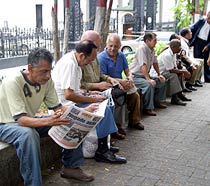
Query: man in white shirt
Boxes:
[
  {"xmin": 158, "ymin": 39, "xmax": 192, "ymax": 106},
  {"xmin": 180, "ymin": 28, "xmax": 203, "ymax": 89}
]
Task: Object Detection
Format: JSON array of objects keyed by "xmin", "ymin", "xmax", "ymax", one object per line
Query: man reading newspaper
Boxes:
[{"xmin": 52, "ymin": 40, "xmax": 127, "ymax": 172}]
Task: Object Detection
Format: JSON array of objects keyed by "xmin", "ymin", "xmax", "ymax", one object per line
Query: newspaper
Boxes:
[{"xmin": 48, "ymin": 99, "xmax": 108, "ymax": 149}]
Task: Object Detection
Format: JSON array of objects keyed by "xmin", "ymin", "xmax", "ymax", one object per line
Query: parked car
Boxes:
[{"xmin": 121, "ymin": 31, "xmax": 174, "ymax": 53}]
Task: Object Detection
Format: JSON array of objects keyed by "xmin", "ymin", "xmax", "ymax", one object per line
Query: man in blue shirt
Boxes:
[{"xmin": 98, "ymin": 33, "xmax": 144, "ymax": 130}]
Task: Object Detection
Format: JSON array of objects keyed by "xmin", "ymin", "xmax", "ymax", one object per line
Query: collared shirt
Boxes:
[
  {"xmin": 157, "ymin": 47, "xmax": 177, "ymax": 73},
  {"xmin": 130, "ymin": 42, "xmax": 158, "ymax": 75},
  {"xmin": 52, "ymin": 51, "xmax": 82, "ymax": 106},
  {"xmin": 81, "ymin": 59, "xmax": 109, "ymax": 89},
  {"xmin": 198, "ymin": 21, "xmax": 210, "ymax": 41},
  {"xmin": 180, "ymin": 36, "xmax": 190, "ymax": 56}
]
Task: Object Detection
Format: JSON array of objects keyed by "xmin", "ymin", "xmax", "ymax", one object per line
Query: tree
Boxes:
[
  {"xmin": 63, "ymin": 0, "xmax": 70, "ymax": 55},
  {"xmin": 94, "ymin": 0, "xmax": 113, "ymax": 52},
  {"xmin": 173, "ymin": 0, "xmax": 208, "ymax": 29}
]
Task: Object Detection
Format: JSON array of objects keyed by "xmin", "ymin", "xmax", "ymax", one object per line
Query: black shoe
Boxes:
[
  {"xmin": 196, "ymin": 80, "xmax": 202, "ymax": 84},
  {"xmin": 109, "ymin": 146, "xmax": 119, "ymax": 153},
  {"xmin": 185, "ymin": 83, "xmax": 197, "ymax": 91},
  {"xmin": 183, "ymin": 88, "xmax": 192, "ymax": 93},
  {"xmin": 128, "ymin": 122, "xmax": 144, "ymax": 130},
  {"xmin": 95, "ymin": 150, "xmax": 127, "ymax": 164},
  {"xmin": 178, "ymin": 93, "xmax": 192, "ymax": 101},
  {"xmin": 194, "ymin": 81, "xmax": 203, "ymax": 87},
  {"xmin": 171, "ymin": 97, "xmax": 187, "ymax": 106},
  {"xmin": 155, "ymin": 102, "xmax": 167, "ymax": 109}
]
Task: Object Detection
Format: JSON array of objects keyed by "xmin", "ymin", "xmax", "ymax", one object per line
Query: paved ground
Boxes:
[{"xmin": 43, "ymin": 83, "xmax": 210, "ymax": 186}]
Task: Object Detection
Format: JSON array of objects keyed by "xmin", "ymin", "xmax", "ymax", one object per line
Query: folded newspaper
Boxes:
[{"xmin": 48, "ymin": 99, "xmax": 108, "ymax": 149}]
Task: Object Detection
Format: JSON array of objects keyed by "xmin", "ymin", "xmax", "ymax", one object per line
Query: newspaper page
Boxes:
[{"xmin": 48, "ymin": 99, "xmax": 108, "ymax": 149}]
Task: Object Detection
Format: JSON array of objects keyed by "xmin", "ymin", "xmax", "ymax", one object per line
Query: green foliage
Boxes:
[
  {"xmin": 154, "ymin": 42, "xmax": 167, "ymax": 56},
  {"xmin": 172, "ymin": 0, "xmax": 205, "ymax": 28}
]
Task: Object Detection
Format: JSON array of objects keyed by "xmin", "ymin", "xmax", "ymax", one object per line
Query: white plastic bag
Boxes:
[{"xmin": 82, "ymin": 128, "xmax": 98, "ymax": 158}]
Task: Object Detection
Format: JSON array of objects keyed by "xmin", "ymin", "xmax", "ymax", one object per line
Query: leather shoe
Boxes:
[
  {"xmin": 144, "ymin": 109, "xmax": 156, "ymax": 116},
  {"xmin": 111, "ymin": 132, "xmax": 125, "ymax": 140},
  {"xmin": 118, "ymin": 127, "xmax": 126, "ymax": 135},
  {"xmin": 60, "ymin": 166, "xmax": 94, "ymax": 182},
  {"xmin": 128, "ymin": 122, "xmax": 144, "ymax": 130},
  {"xmin": 109, "ymin": 146, "xmax": 119, "ymax": 153},
  {"xmin": 95, "ymin": 150, "xmax": 127, "ymax": 164},
  {"xmin": 183, "ymin": 88, "xmax": 192, "ymax": 93},
  {"xmin": 194, "ymin": 81, "xmax": 203, "ymax": 87},
  {"xmin": 185, "ymin": 83, "xmax": 197, "ymax": 91},
  {"xmin": 171, "ymin": 97, "xmax": 186, "ymax": 106},
  {"xmin": 155, "ymin": 102, "xmax": 167, "ymax": 109},
  {"xmin": 178, "ymin": 93, "xmax": 192, "ymax": 101}
]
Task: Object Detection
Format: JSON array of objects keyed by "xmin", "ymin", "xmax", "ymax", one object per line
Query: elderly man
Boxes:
[
  {"xmin": 98, "ymin": 33, "xmax": 144, "ymax": 130},
  {"xmin": 180, "ymin": 27, "xmax": 203, "ymax": 89},
  {"xmin": 52, "ymin": 40, "xmax": 127, "ymax": 167},
  {"xmin": 130, "ymin": 32, "xmax": 167, "ymax": 116},
  {"xmin": 158, "ymin": 39, "xmax": 192, "ymax": 106},
  {"xmin": 80, "ymin": 30, "xmax": 127, "ymax": 138},
  {"xmin": 0, "ymin": 48, "xmax": 102, "ymax": 185}
]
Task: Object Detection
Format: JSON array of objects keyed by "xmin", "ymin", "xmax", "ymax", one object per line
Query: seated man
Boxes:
[
  {"xmin": 0, "ymin": 48, "xmax": 100, "ymax": 185},
  {"xmin": 158, "ymin": 39, "xmax": 192, "ymax": 106},
  {"xmin": 98, "ymin": 33, "xmax": 144, "ymax": 130},
  {"xmin": 129, "ymin": 32, "xmax": 167, "ymax": 116},
  {"xmin": 180, "ymin": 27, "xmax": 203, "ymax": 89},
  {"xmin": 80, "ymin": 30, "xmax": 127, "ymax": 139},
  {"xmin": 52, "ymin": 40, "xmax": 127, "ymax": 165}
]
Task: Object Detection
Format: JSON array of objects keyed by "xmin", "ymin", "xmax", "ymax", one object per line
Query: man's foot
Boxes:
[
  {"xmin": 109, "ymin": 146, "xmax": 119, "ymax": 153},
  {"xmin": 118, "ymin": 127, "xmax": 126, "ymax": 135},
  {"xmin": 178, "ymin": 93, "xmax": 192, "ymax": 101},
  {"xmin": 60, "ymin": 166, "xmax": 94, "ymax": 182},
  {"xmin": 128, "ymin": 122, "xmax": 144, "ymax": 130},
  {"xmin": 171, "ymin": 97, "xmax": 187, "ymax": 106},
  {"xmin": 194, "ymin": 81, "xmax": 203, "ymax": 87},
  {"xmin": 111, "ymin": 132, "xmax": 125, "ymax": 140},
  {"xmin": 144, "ymin": 109, "xmax": 157, "ymax": 116},
  {"xmin": 185, "ymin": 83, "xmax": 197, "ymax": 91},
  {"xmin": 183, "ymin": 88, "xmax": 192, "ymax": 93},
  {"xmin": 155, "ymin": 102, "xmax": 167, "ymax": 109},
  {"xmin": 95, "ymin": 150, "xmax": 127, "ymax": 164}
]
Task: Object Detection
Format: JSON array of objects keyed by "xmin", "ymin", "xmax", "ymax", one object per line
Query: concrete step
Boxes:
[{"xmin": 0, "ymin": 137, "xmax": 61, "ymax": 186}]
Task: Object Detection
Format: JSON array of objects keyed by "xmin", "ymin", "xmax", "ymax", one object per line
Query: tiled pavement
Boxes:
[{"xmin": 43, "ymin": 83, "xmax": 210, "ymax": 186}]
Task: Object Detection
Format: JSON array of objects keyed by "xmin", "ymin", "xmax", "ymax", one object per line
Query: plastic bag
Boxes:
[{"xmin": 82, "ymin": 128, "xmax": 98, "ymax": 158}]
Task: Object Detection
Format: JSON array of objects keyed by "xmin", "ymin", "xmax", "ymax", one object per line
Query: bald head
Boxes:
[{"xmin": 81, "ymin": 30, "xmax": 101, "ymax": 48}]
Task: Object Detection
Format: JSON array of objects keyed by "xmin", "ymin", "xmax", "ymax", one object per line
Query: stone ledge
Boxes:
[{"xmin": 0, "ymin": 137, "xmax": 61, "ymax": 186}]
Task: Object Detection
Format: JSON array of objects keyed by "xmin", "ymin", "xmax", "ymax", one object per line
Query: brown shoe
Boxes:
[
  {"xmin": 60, "ymin": 166, "xmax": 94, "ymax": 182},
  {"xmin": 144, "ymin": 109, "xmax": 157, "ymax": 116},
  {"xmin": 111, "ymin": 132, "xmax": 125, "ymax": 140},
  {"xmin": 155, "ymin": 102, "xmax": 167, "ymax": 109}
]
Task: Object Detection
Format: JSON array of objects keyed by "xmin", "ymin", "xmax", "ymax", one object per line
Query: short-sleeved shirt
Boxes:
[
  {"xmin": 98, "ymin": 50, "xmax": 128, "ymax": 79},
  {"xmin": 52, "ymin": 51, "xmax": 82, "ymax": 105},
  {"xmin": 130, "ymin": 43, "xmax": 158, "ymax": 75},
  {"xmin": 0, "ymin": 70, "xmax": 60, "ymax": 123},
  {"xmin": 81, "ymin": 59, "xmax": 108, "ymax": 89},
  {"xmin": 157, "ymin": 47, "xmax": 177, "ymax": 73}
]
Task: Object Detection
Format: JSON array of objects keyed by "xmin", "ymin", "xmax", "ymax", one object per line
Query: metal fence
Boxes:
[{"xmin": 0, "ymin": 27, "xmax": 64, "ymax": 58}]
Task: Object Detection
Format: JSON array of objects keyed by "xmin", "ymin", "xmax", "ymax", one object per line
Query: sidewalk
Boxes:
[{"xmin": 43, "ymin": 83, "xmax": 210, "ymax": 186}]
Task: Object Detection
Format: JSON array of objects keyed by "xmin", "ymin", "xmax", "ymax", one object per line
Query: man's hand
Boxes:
[
  {"xmin": 202, "ymin": 46, "xmax": 209, "ymax": 53},
  {"xmin": 147, "ymin": 79, "xmax": 156, "ymax": 87},
  {"xmin": 120, "ymin": 79, "xmax": 133, "ymax": 90},
  {"xmin": 48, "ymin": 111, "xmax": 70, "ymax": 126},
  {"xmin": 207, "ymin": 54, "xmax": 210, "ymax": 66},
  {"xmin": 84, "ymin": 103, "xmax": 99, "ymax": 112},
  {"xmin": 97, "ymin": 82, "xmax": 112, "ymax": 90},
  {"xmin": 158, "ymin": 75, "xmax": 166, "ymax": 83}
]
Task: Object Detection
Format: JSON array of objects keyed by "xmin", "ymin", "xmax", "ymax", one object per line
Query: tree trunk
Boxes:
[
  {"xmin": 63, "ymin": 0, "xmax": 70, "ymax": 55},
  {"xmin": 94, "ymin": 0, "xmax": 107, "ymax": 52},
  {"xmin": 102, "ymin": 0, "xmax": 113, "ymax": 50},
  {"xmin": 51, "ymin": 0, "xmax": 60, "ymax": 63}
]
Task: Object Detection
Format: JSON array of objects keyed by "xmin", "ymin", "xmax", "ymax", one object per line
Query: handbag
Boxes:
[{"xmin": 111, "ymin": 84, "xmax": 127, "ymax": 106}]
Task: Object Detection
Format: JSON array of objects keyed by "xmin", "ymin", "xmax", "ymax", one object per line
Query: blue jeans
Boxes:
[{"xmin": 0, "ymin": 122, "xmax": 83, "ymax": 186}]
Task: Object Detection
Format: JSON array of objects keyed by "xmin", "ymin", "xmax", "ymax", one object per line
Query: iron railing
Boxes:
[{"xmin": 0, "ymin": 27, "xmax": 64, "ymax": 58}]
